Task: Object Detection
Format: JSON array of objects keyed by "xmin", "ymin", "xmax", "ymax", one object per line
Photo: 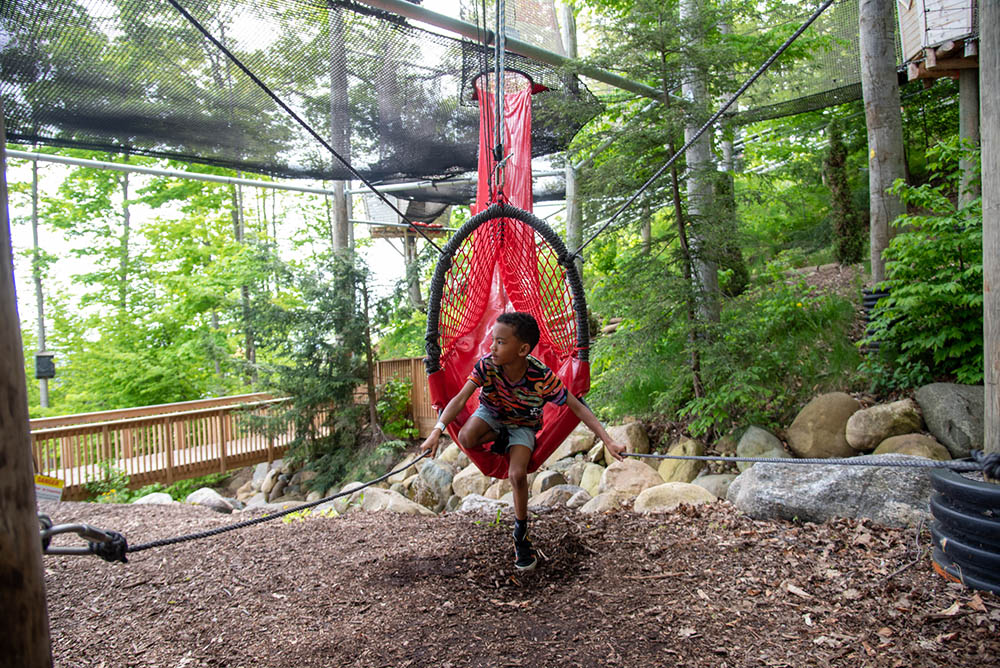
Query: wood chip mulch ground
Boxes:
[{"xmin": 40, "ymin": 500, "xmax": 998, "ymax": 668}]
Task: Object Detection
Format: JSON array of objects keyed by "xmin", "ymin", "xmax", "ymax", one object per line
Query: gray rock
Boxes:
[
  {"xmin": 444, "ymin": 494, "xmax": 463, "ymax": 513},
  {"xmin": 567, "ymin": 489, "xmax": 592, "ymax": 509},
  {"xmin": 657, "ymin": 437, "xmax": 705, "ymax": 482},
  {"xmin": 692, "ymin": 473, "xmax": 737, "ymax": 499},
  {"xmin": 564, "ymin": 460, "xmax": 588, "ymax": 487},
  {"xmin": 915, "ymin": 383, "xmax": 984, "ymax": 458},
  {"xmin": 419, "ymin": 459, "xmax": 455, "ymax": 504},
  {"xmin": 251, "ymin": 462, "xmax": 270, "ymax": 491},
  {"xmin": 727, "ymin": 455, "xmax": 934, "ymax": 527},
  {"xmin": 529, "ymin": 484, "xmax": 586, "ymax": 509},
  {"xmin": 455, "ymin": 494, "xmax": 512, "ymax": 515},
  {"xmin": 243, "ymin": 492, "xmax": 267, "ymax": 508},
  {"xmin": 267, "ymin": 475, "xmax": 289, "ymax": 503},
  {"xmin": 410, "ymin": 475, "xmax": 446, "ymax": 512},
  {"xmin": 260, "ymin": 468, "xmax": 280, "ymax": 495},
  {"xmin": 186, "ymin": 487, "xmax": 235, "ymax": 513},
  {"xmin": 873, "ymin": 434, "xmax": 951, "ymax": 461},
  {"xmin": 531, "ymin": 470, "xmax": 568, "ymax": 496},
  {"xmin": 132, "ymin": 492, "xmax": 176, "ymax": 505},
  {"xmin": 634, "ymin": 483, "xmax": 716, "ymax": 514},
  {"xmin": 736, "ymin": 426, "xmax": 789, "ymax": 472}
]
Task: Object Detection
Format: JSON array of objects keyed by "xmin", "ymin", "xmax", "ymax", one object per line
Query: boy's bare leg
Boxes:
[
  {"xmin": 508, "ymin": 444, "xmax": 532, "ymax": 521},
  {"xmin": 457, "ymin": 417, "xmax": 498, "ymax": 452}
]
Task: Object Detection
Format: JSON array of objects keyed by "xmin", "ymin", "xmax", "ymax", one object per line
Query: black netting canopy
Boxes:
[{"xmin": 0, "ymin": 0, "xmax": 600, "ymax": 195}]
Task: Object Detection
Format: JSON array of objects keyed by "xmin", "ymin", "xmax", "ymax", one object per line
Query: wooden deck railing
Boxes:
[{"xmin": 30, "ymin": 359, "xmax": 437, "ymax": 501}]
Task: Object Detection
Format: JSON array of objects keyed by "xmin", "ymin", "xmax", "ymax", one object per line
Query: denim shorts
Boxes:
[{"xmin": 471, "ymin": 405, "xmax": 536, "ymax": 453}]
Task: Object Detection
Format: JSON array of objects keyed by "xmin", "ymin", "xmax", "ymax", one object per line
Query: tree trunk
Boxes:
[
  {"xmin": 31, "ymin": 161, "xmax": 48, "ymax": 408},
  {"xmin": 982, "ymin": 1, "xmax": 998, "ymax": 458},
  {"xmin": 118, "ymin": 165, "xmax": 130, "ymax": 314},
  {"xmin": 680, "ymin": 0, "xmax": 720, "ymax": 322},
  {"xmin": 329, "ymin": 6, "xmax": 351, "ymax": 252},
  {"xmin": 670, "ymin": 149, "xmax": 704, "ymax": 399},
  {"xmin": 859, "ymin": 0, "xmax": 906, "ymax": 285},
  {"xmin": 0, "ymin": 96, "xmax": 54, "ymax": 668},
  {"xmin": 959, "ymin": 68, "xmax": 981, "ymax": 207},
  {"xmin": 404, "ymin": 232, "xmax": 424, "ymax": 309},
  {"xmin": 231, "ymin": 185, "xmax": 256, "ymax": 377},
  {"xmin": 560, "ymin": 2, "xmax": 584, "ymax": 274},
  {"xmin": 362, "ymin": 280, "xmax": 380, "ymax": 440},
  {"xmin": 640, "ymin": 203, "xmax": 651, "ymax": 255}
]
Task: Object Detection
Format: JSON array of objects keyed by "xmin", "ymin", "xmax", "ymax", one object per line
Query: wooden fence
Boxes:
[{"xmin": 30, "ymin": 359, "xmax": 436, "ymax": 500}]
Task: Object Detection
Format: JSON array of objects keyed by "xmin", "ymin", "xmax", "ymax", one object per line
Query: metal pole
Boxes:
[
  {"xmin": 30, "ymin": 161, "xmax": 48, "ymax": 408},
  {"xmin": 352, "ymin": 0, "xmax": 663, "ymax": 100}
]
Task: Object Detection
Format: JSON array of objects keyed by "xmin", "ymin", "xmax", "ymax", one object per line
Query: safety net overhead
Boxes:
[
  {"xmin": 0, "ymin": 0, "xmax": 600, "ymax": 194},
  {"xmin": 426, "ymin": 72, "xmax": 589, "ymax": 479}
]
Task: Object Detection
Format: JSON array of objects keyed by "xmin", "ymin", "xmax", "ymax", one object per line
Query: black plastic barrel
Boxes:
[
  {"xmin": 860, "ymin": 289, "xmax": 890, "ymax": 353},
  {"xmin": 929, "ymin": 469, "xmax": 1000, "ymax": 594}
]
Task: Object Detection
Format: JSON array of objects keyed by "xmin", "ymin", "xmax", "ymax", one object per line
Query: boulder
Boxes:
[
  {"xmin": 785, "ymin": 392, "xmax": 860, "ymax": 459},
  {"xmin": 657, "ymin": 437, "xmax": 705, "ymax": 482},
  {"xmin": 736, "ymin": 426, "xmax": 789, "ymax": 472},
  {"xmin": 605, "ymin": 423, "xmax": 650, "ymax": 467},
  {"xmin": 845, "ymin": 398, "xmax": 924, "ymax": 451},
  {"xmin": 251, "ymin": 462, "xmax": 270, "ymax": 491},
  {"xmin": 544, "ymin": 458, "xmax": 578, "ymax": 476},
  {"xmin": 567, "ymin": 489, "xmax": 592, "ymax": 509},
  {"xmin": 587, "ymin": 442, "xmax": 606, "ymax": 465},
  {"xmin": 727, "ymin": 455, "xmax": 934, "ymax": 527},
  {"xmin": 350, "ymin": 487, "xmax": 437, "ymax": 516},
  {"xmin": 387, "ymin": 453, "xmax": 422, "ymax": 485},
  {"xmin": 305, "ymin": 490, "xmax": 323, "ymax": 503},
  {"xmin": 267, "ymin": 475, "xmax": 289, "ymax": 502},
  {"xmin": 531, "ymin": 470, "xmax": 568, "ymax": 496},
  {"xmin": 564, "ymin": 460, "xmax": 588, "ymax": 487},
  {"xmin": 485, "ymin": 478, "xmax": 512, "ymax": 500},
  {"xmin": 419, "ymin": 459, "xmax": 456, "ymax": 501},
  {"xmin": 692, "ymin": 473, "xmax": 737, "ymax": 499},
  {"xmin": 914, "ymin": 383, "xmax": 984, "ymax": 458},
  {"xmin": 444, "ymin": 494, "xmax": 462, "ymax": 513},
  {"xmin": 529, "ymin": 484, "xmax": 586, "ymax": 509},
  {"xmin": 437, "ymin": 442, "xmax": 464, "ymax": 465},
  {"xmin": 243, "ymin": 492, "xmax": 267, "ymax": 508},
  {"xmin": 873, "ymin": 434, "xmax": 951, "ymax": 461},
  {"xmin": 186, "ymin": 487, "xmax": 235, "ymax": 513},
  {"xmin": 235, "ymin": 480, "xmax": 255, "ymax": 501},
  {"xmin": 132, "ymin": 492, "xmax": 176, "ymax": 505},
  {"xmin": 332, "ymin": 482, "xmax": 367, "ymax": 514},
  {"xmin": 580, "ymin": 463, "xmax": 604, "ymax": 497},
  {"xmin": 544, "ymin": 427, "xmax": 596, "ymax": 466},
  {"xmin": 579, "ymin": 491, "xmax": 634, "ymax": 514},
  {"xmin": 633, "ymin": 483, "xmax": 716, "ymax": 514},
  {"xmin": 452, "ymin": 464, "xmax": 492, "ymax": 497},
  {"xmin": 599, "ymin": 459, "xmax": 663, "ymax": 496},
  {"xmin": 455, "ymin": 494, "xmax": 512, "ymax": 515},
  {"xmin": 409, "ymin": 475, "xmax": 446, "ymax": 512},
  {"xmin": 260, "ymin": 468, "xmax": 280, "ymax": 496}
]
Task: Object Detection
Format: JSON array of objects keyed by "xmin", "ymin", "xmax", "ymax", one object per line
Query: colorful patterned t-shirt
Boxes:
[{"xmin": 467, "ymin": 354, "xmax": 567, "ymax": 430}]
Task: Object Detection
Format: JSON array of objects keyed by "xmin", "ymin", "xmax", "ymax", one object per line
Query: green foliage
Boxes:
[
  {"xmin": 824, "ymin": 119, "xmax": 864, "ymax": 264},
  {"xmin": 862, "ymin": 140, "xmax": 982, "ymax": 389},
  {"xmin": 677, "ymin": 268, "xmax": 861, "ymax": 437},
  {"xmin": 304, "ymin": 439, "xmax": 407, "ymax": 496},
  {"xmin": 376, "ymin": 377, "xmax": 418, "ymax": 439},
  {"xmin": 376, "ymin": 307, "xmax": 427, "ymax": 359}
]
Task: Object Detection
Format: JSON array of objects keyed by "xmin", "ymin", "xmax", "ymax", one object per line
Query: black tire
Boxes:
[
  {"xmin": 932, "ymin": 547, "xmax": 1000, "ymax": 595},
  {"xmin": 931, "ymin": 523, "xmax": 1000, "ymax": 580},
  {"xmin": 930, "ymin": 493, "xmax": 1000, "ymax": 550},
  {"xmin": 930, "ymin": 469, "xmax": 1000, "ymax": 510}
]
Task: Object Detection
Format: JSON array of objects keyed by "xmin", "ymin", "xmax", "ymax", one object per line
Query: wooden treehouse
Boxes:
[{"xmin": 897, "ymin": 0, "xmax": 979, "ymax": 81}]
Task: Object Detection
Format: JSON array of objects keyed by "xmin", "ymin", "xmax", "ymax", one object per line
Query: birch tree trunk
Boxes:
[
  {"xmin": 560, "ymin": 1, "xmax": 584, "ymax": 275},
  {"xmin": 981, "ymin": 1, "xmax": 998, "ymax": 457},
  {"xmin": 859, "ymin": 0, "xmax": 906, "ymax": 285},
  {"xmin": 680, "ymin": 0, "xmax": 720, "ymax": 322},
  {"xmin": 0, "ymin": 96, "xmax": 54, "ymax": 668},
  {"xmin": 959, "ymin": 68, "xmax": 981, "ymax": 207},
  {"xmin": 329, "ymin": 6, "xmax": 351, "ymax": 252},
  {"xmin": 31, "ymin": 162, "xmax": 49, "ymax": 408}
]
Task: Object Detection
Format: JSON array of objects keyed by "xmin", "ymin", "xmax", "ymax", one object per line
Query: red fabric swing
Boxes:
[{"xmin": 425, "ymin": 73, "xmax": 590, "ymax": 479}]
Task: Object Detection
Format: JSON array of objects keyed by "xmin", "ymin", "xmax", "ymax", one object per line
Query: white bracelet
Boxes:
[{"xmin": 434, "ymin": 421, "xmax": 446, "ymax": 432}]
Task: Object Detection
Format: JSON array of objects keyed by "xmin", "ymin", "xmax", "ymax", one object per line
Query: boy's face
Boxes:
[{"xmin": 490, "ymin": 322, "xmax": 530, "ymax": 365}]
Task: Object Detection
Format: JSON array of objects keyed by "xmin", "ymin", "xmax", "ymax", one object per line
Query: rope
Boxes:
[
  {"xmin": 572, "ymin": 0, "xmax": 837, "ymax": 259},
  {"xmin": 625, "ymin": 450, "xmax": 989, "ymax": 473},
  {"xmin": 165, "ymin": 0, "xmax": 444, "ymax": 255},
  {"xmin": 125, "ymin": 451, "xmax": 429, "ymax": 555}
]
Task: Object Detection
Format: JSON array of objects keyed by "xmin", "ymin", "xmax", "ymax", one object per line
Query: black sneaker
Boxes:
[
  {"xmin": 490, "ymin": 425, "xmax": 510, "ymax": 455},
  {"xmin": 514, "ymin": 537, "xmax": 537, "ymax": 571}
]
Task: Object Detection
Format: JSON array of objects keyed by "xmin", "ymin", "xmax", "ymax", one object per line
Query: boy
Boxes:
[{"xmin": 420, "ymin": 311, "xmax": 626, "ymax": 571}]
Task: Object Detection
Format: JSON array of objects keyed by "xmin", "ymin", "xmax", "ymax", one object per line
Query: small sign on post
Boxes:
[
  {"xmin": 35, "ymin": 350, "xmax": 55, "ymax": 379},
  {"xmin": 34, "ymin": 474, "xmax": 64, "ymax": 502}
]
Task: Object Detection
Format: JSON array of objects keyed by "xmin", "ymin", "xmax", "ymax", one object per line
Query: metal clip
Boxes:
[{"xmin": 41, "ymin": 519, "xmax": 121, "ymax": 556}]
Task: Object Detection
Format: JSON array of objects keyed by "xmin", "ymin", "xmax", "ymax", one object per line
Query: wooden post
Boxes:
[
  {"xmin": 959, "ymin": 68, "xmax": 981, "ymax": 207},
  {"xmin": 859, "ymin": 0, "xmax": 906, "ymax": 285},
  {"xmin": 0, "ymin": 96, "xmax": 54, "ymax": 666},
  {"xmin": 983, "ymin": 2, "xmax": 998, "ymax": 457}
]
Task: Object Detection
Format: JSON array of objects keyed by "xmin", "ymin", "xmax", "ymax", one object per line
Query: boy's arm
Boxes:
[
  {"xmin": 565, "ymin": 393, "xmax": 626, "ymax": 462},
  {"xmin": 419, "ymin": 380, "xmax": 479, "ymax": 457}
]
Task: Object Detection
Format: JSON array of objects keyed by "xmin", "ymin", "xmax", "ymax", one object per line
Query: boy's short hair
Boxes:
[{"xmin": 497, "ymin": 311, "xmax": 540, "ymax": 351}]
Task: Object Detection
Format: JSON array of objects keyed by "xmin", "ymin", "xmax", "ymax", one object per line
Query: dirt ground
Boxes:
[{"xmin": 40, "ymin": 499, "xmax": 997, "ymax": 668}]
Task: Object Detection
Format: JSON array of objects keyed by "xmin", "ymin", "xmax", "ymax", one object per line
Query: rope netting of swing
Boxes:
[{"xmin": 425, "ymin": 72, "xmax": 589, "ymax": 479}]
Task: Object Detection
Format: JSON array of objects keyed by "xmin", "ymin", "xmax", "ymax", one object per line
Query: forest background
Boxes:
[{"xmin": 8, "ymin": 0, "xmax": 983, "ymax": 491}]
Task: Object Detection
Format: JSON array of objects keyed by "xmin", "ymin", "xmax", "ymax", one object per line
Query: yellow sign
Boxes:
[{"xmin": 35, "ymin": 475, "xmax": 65, "ymax": 502}]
